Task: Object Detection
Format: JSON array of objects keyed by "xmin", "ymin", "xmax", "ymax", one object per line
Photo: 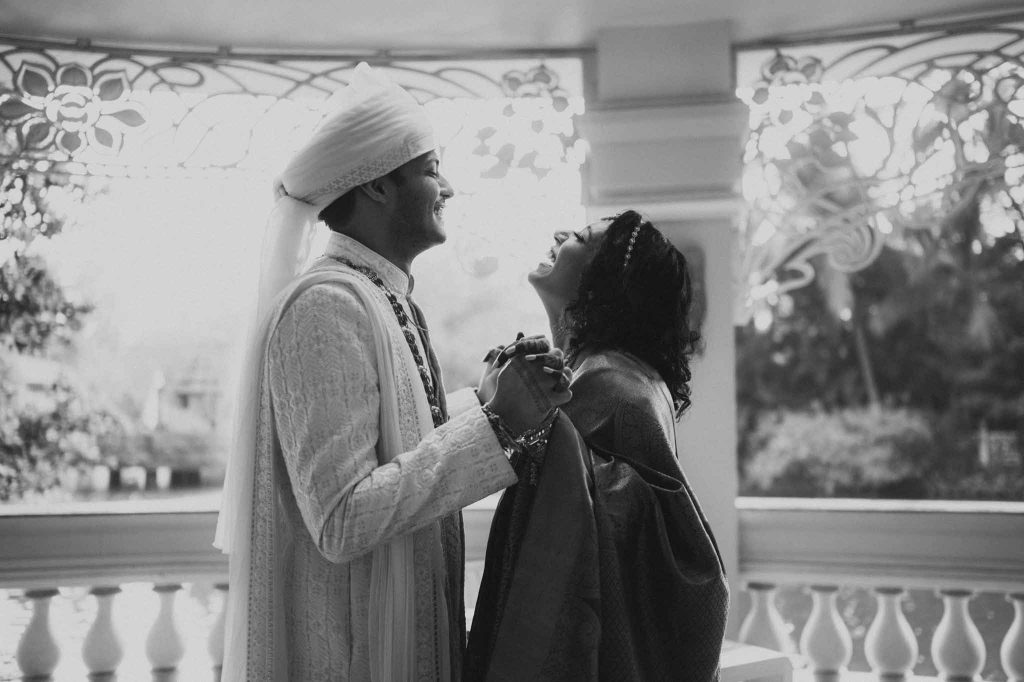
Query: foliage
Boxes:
[
  {"xmin": 926, "ymin": 467, "xmax": 1024, "ymax": 501},
  {"xmin": 0, "ymin": 251, "xmax": 93, "ymax": 354},
  {"xmin": 737, "ymin": 60, "xmax": 1024, "ymax": 500},
  {"xmin": 1, "ymin": 169, "xmax": 92, "ymax": 355},
  {"xmin": 0, "ymin": 365, "xmax": 123, "ymax": 501},
  {"xmin": 737, "ymin": 226, "xmax": 1024, "ymax": 499},
  {"xmin": 0, "ymin": 167, "xmax": 105, "ymax": 499},
  {"xmin": 742, "ymin": 408, "xmax": 934, "ymax": 497}
]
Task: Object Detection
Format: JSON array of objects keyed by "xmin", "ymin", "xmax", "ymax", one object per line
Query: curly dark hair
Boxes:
[{"xmin": 564, "ymin": 210, "xmax": 701, "ymax": 417}]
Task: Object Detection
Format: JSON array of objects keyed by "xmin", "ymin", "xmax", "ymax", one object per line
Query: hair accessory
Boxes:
[{"xmin": 623, "ymin": 222, "xmax": 643, "ymax": 269}]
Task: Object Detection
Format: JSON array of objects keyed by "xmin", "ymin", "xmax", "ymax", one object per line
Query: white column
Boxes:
[
  {"xmin": 82, "ymin": 585, "xmax": 124, "ymax": 675},
  {"xmin": 865, "ymin": 587, "xmax": 918, "ymax": 681},
  {"xmin": 1002, "ymin": 592, "xmax": 1024, "ymax": 682},
  {"xmin": 208, "ymin": 582, "xmax": 228, "ymax": 673},
  {"xmin": 146, "ymin": 583, "xmax": 186, "ymax": 672},
  {"xmin": 583, "ymin": 18, "xmax": 748, "ymax": 638},
  {"xmin": 738, "ymin": 582, "xmax": 795, "ymax": 653},
  {"xmin": 16, "ymin": 588, "xmax": 61, "ymax": 678},
  {"xmin": 932, "ymin": 589, "xmax": 986, "ymax": 682},
  {"xmin": 800, "ymin": 585, "xmax": 852, "ymax": 682}
]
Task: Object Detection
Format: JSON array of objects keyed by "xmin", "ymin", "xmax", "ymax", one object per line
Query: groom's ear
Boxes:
[{"xmin": 358, "ymin": 176, "xmax": 389, "ymax": 204}]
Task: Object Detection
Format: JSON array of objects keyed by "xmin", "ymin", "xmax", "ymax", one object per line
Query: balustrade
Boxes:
[
  {"xmin": 15, "ymin": 589, "xmax": 60, "ymax": 679},
  {"xmin": 0, "ymin": 503, "xmax": 229, "ymax": 680},
  {"xmin": 1003, "ymin": 594, "xmax": 1024, "ymax": 682},
  {"xmin": 738, "ymin": 582, "xmax": 1024, "ymax": 682},
  {"xmin": 799, "ymin": 585, "xmax": 852, "ymax": 682},
  {"xmin": 82, "ymin": 586, "xmax": 123, "ymax": 676},
  {"xmin": 3, "ymin": 496, "xmax": 1022, "ymax": 681},
  {"xmin": 737, "ymin": 498, "xmax": 1024, "ymax": 682},
  {"xmin": 8, "ymin": 582, "xmax": 229, "ymax": 681},
  {"xmin": 863, "ymin": 588, "xmax": 917, "ymax": 681}
]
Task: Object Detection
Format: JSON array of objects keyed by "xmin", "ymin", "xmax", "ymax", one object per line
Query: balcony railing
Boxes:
[
  {"xmin": 7, "ymin": 493, "xmax": 1020, "ymax": 681},
  {"xmin": 735, "ymin": 497, "xmax": 1024, "ymax": 682},
  {"xmin": 0, "ymin": 493, "xmax": 227, "ymax": 680}
]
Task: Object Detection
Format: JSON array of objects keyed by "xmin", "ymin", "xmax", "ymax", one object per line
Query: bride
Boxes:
[{"xmin": 465, "ymin": 209, "xmax": 728, "ymax": 681}]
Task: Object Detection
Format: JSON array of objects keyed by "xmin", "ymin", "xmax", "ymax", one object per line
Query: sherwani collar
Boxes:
[{"xmin": 324, "ymin": 231, "xmax": 415, "ymax": 295}]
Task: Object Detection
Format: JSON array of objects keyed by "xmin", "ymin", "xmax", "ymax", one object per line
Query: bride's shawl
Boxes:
[{"xmin": 465, "ymin": 352, "xmax": 728, "ymax": 682}]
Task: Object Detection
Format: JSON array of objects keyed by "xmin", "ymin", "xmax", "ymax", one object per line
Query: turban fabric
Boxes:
[
  {"xmin": 255, "ymin": 62, "xmax": 437, "ymax": 318},
  {"xmin": 277, "ymin": 62, "xmax": 436, "ymax": 209}
]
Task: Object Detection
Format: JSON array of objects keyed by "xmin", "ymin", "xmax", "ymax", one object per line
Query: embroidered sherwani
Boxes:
[{"xmin": 246, "ymin": 233, "xmax": 516, "ymax": 680}]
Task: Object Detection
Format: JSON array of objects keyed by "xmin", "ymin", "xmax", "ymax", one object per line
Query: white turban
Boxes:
[
  {"xmin": 255, "ymin": 62, "xmax": 436, "ymax": 317},
  {"xmin": 276, "ymin": 61, "xmax": 436, "ymax": 208}
]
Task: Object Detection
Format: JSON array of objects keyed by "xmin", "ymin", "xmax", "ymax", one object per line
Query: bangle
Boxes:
[
  {"xmin": 515, "ymin": 408, "xmax": 559, "ymax": 450},
  {"xmin": 481, "ymin": 404, "xmax": 559, "ymax": 485},
  {"xmin": 481, "ymin": 403, "xmax": 518, "ymax": 457}
]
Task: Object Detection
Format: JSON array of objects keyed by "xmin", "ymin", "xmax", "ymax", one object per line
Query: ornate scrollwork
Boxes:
[
  {"xmin": 0, "ymin": 62, "xmax": 145, "ymax": 156},
  {"xmin": 736, "ymin": 21, "xmax": 1024, "ymax": 321},
  {"xmin": 0, "ymin": 42, "xmax": 582, "ymax": 176}
]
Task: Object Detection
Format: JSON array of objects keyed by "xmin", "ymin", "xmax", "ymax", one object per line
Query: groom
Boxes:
[{"xmin": 216, "ymin": 63, "xmax": 568, "ymax": 681}]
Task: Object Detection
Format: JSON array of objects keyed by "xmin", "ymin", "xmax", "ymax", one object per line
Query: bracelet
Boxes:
[
  {"xmin": 481, "ymin": 403, "xmax": 519, "ymax": 458},
  {"xmin": 515, "ymin": 408, "xmax": 559, "ymax": 451},
  {"xmin": 481, "ymin": 404, "xmax": 559, "ymax": 482}
]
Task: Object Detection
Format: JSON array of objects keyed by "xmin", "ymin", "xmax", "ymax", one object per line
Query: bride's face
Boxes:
[{"xmin": 528, "ymin": 220, "xmax": 609, "ymax": 305}]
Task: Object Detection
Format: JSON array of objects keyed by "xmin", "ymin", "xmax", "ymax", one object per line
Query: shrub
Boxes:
[
  {"xmin": 742, "ymin": 407, "xmax": 935, "ymax": 497},
  {"xmin": 0, "ymin": 367, "xmax": 124, "ymax": 501}
]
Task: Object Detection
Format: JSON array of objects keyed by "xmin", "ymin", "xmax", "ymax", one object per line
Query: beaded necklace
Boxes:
[{"xmin": 334, "ymin": 259, "xmax": 445, "ymax": 427}]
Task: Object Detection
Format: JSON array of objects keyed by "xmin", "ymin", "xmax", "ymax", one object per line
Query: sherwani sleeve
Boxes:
[
  {"xmin": 446, "ymin": 387, "xmax": 482, "ymax": 418},
  {"xmin": 268, "ymin": 282, "xmax": 517, "ymax": 564}
]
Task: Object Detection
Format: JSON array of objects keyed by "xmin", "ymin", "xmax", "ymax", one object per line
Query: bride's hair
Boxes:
[{"xmin": 564, "ymin": 209, "xmax": 702, "ymax": 417}]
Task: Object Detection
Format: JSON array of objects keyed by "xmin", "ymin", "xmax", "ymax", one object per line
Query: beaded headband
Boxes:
[{"xmin": 623, "ymin": 222, "xmax": 643, "ymax": 269}]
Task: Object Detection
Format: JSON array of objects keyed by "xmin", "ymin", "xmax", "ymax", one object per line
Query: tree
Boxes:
[
  {"xmin": 1, "ymin": 169, "xmax": 93, "ymax": 354},
  {"xmin": 0, "ymin": 167, "xmax": 103, "ymax": 500},
  {"xmin": 737, "ymin": 63, "xmax": 1024, "ymax": 499}
]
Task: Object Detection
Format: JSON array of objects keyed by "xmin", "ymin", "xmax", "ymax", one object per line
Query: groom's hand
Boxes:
[{"xmin": 487, "ymin": 355, "xmax": 572, "ymax": 436}]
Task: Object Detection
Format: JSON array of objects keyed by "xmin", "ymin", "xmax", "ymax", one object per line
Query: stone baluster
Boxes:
[
  {"xmin": 82, "ymin": 586, "xmax": 124, "ymax": 676},
  {"xmin": 146, "ymin": 583, "xmax": 186, "ymax": 673},
  {"xmin": 1002, "ymin": 593, "xmax": 1024, "ymax": 682},
  {"xmin": 208, "ymin": 583, "xmax": 229, "ymax": 675},
  {"xmin": 16, "ymin": 588, "xmax": 61, "ymax": 679},
  {"xmin": 932, "ymin": 589, "xmax": 985, "ymax": 682},
  {"xmin": 865, "ymin": 587, "xmax": 918, "ymax": 681},
  {"xmin": 799, "ymin": 585, "xmax": 852, "ymax": 682},
  {"xmin": 738, "ymin": 582, "xmax": 795, "ymax": 653}
]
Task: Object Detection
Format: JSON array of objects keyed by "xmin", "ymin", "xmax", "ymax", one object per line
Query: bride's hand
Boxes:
[
  {"xmin": 522, "ymin": 346, "xmax": 572, "ymax": 394},
  {"xmin": 477, "ymin": 332, "xmax": 550, "ymax": 403}
]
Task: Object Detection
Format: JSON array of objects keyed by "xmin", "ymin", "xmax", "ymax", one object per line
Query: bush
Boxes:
[
  {"xmin": 926, "ymin": 468, "xmax": 1024, "ymax": 501},
  {"xmin": 0, "ymin": 368, "xmax": 124, "ymax": 501},
  {"xmin": 742, "ymin": 407, "xmax": 935, "ymax": 497}
]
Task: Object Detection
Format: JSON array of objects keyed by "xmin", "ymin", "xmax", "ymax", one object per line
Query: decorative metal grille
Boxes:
[
  {"xmin": 735, "ymin": 20, "xmax": 1024, "ymax": 319},
  {"xmin": 0, "ymin": 40, "xmax": 581, "ymax": 176}
]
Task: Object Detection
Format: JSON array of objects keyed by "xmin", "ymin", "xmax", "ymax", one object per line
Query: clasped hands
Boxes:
[{"xmin": 478, "ymin": 333, "xmax": 572, "ymax": 436}]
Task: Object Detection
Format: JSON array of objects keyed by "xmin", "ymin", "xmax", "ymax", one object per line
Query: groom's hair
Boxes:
[{"xmin": 319, "ymin": 164, "xmax": 409, "ymax": 233}]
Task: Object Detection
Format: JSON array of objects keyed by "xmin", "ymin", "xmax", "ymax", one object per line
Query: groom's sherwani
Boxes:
[{"xmin": 245, "ymin": 233, "xmax": 516, "ymax": 680}]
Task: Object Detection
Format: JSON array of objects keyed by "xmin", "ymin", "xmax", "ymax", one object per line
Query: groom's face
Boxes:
[{"xmin": 388, "ymin": 151, "xmax": 454, "ymax": 255}]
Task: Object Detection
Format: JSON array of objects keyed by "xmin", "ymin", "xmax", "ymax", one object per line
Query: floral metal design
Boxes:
[
  {"xmin": 0, "ymin": 40, "xmax": 582, "ymax": 176},
  {"xmin": 736, "ymin": 21, "xmax": 1024, "ymax": 320},
  {"xmin": 501, "ymin": 64, "xmax": 572, "ymax": 111},
  {"xmin": 0, "ymin": 62, "xmax": 145, "ymax": 156}
]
